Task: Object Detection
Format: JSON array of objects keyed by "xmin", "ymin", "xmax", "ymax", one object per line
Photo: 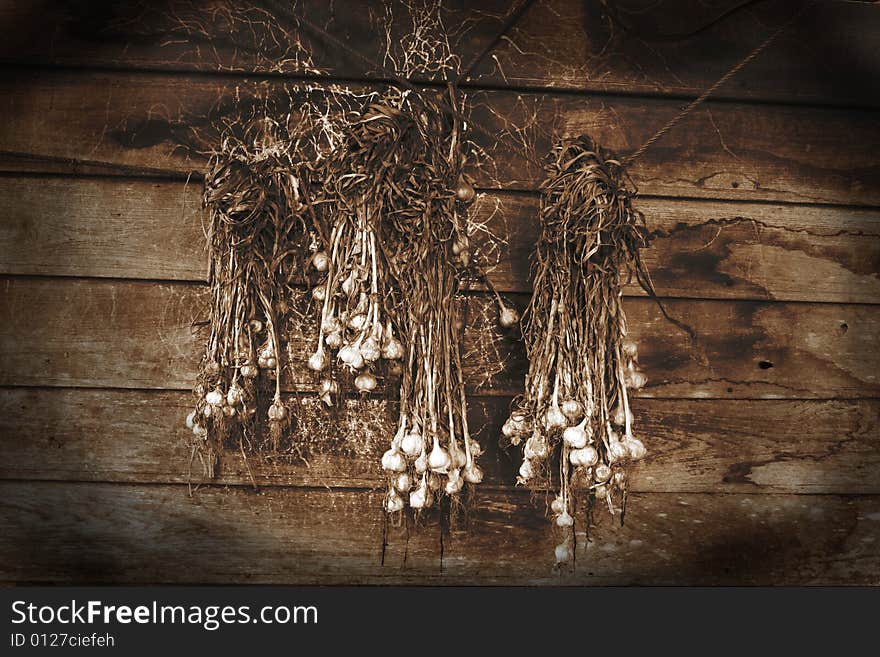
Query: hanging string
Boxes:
[{"xmin": 624, "ymin": 0, "xmax": 814, "ymax": 165}]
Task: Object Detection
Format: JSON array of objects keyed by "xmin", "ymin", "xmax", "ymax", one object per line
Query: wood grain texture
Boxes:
[
  {"xmin": 1, "ymin": 70, "xmax": 877, "ymax": 205},
  {"xmin": 1, "ymin": 481, "xmax": 877, "ymax": 585},
  {"xmin": 2, "ymin": 176, "xmax": 878, "ymax": 303},
  {"xmin": 0, "ymin": 0, "xmax": 876, "ymax": 108},
  {"xmin": 2, "ymin": 277, "xmax": 876, "ymax": 397},
  {"xmin": 1, "ymin": 388, "xmax": 877, "ymax": 494}
]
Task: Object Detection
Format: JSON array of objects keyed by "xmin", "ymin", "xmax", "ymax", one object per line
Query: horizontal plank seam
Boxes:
[
  {"xmin": 1, "ymin": 383, "xmax": 878, "ymax": 403},
  {"xmin": 2, "ymin": 60, "xmax": 879, "ymax": 114},
  {"xmin": 1, "ymin": 477, "xmax": 878, "ymax": 498},
  {"xmin": 3, "ymin": 274, "xmax": 880, "ymax": 307},
  {"xmin": 4, "ymin": 169, "xmax": 880, "ymax": 214}
]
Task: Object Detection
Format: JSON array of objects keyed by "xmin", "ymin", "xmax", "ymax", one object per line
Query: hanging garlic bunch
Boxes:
[
  {"xmin": 304, "ymin": 85, "xmax": 494, "ymax": 514},
  {"xmin": 509, "ymin": 136, "xmax": 652, "ymax": 564}
]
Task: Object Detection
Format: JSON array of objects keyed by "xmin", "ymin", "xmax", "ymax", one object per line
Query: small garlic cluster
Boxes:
[
  {"xmin": 186, "ymin": 313, "xmax": 294, "ymax": 456},
  {"xmin": 507, "ymin": 340, "xmax": 648, "ymax": 564},
  {"xmin": 381, "ymin": 417, "xmax": 484, "ymax": 512},
  {"xmin": 305, "ymin": 210, "xmax": 405, "ymax": 408}
]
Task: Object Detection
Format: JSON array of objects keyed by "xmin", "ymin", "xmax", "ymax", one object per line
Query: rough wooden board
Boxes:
[
  {"xmin": 2, "ymin": 277, "xmax": 876, "ymax": 397},
  {"xmin": 0, "ymin": 0, "xmax": 877, "ymax": 108},
  {"xmin": 0, "ymin": 71, "xmax": 877, "ymax": 205},
  {"xmin": 3, "ymin": 176, "xmax": 878, "ymax": 303},
  {"xmin": 0, "ymin": 176, "xmax": 207, "ymax": 282},
  {"xmin": 1, "ymin": 388, "xmax": 878, "ymax": 494},
  {"xmin": 0, "ymin": 481, "xmax": 877, "ymax": 584}
]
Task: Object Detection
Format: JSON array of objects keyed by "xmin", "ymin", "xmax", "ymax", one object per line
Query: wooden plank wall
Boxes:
[{"xmin": 0, "ymin": 0, "xmax": 878, "ymax": 585}]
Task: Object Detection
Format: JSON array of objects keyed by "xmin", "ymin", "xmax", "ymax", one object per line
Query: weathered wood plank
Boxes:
[
  {"xmin": 0, "ymin": 70, "xmax": 877, "ymax": 205},
  {"xmin": 2, "ymin": 277, "xmax": 876, "ymax": 397},
  {"xmin": 0, "ymin": 176, "xmax": 207, "ymax": 281},
  {"xmin": 0, "ymin": 1, "xmax": 876, "ymax": 108},
  {"xmin": 3, "ymin": 176, "xmax": 878, "ymax": 303},
  {"xmin": 0, "ymin": 481, "xmax": 876, "ymax": 584},
  {"xmin": 1, "ymin": 388, "xmax": 877, "ymax": 494}
]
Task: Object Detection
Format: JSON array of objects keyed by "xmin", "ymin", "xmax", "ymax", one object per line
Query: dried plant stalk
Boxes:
[{"xmin": 505, "ymin": 136, "xmax": 651, "ymax": 564}]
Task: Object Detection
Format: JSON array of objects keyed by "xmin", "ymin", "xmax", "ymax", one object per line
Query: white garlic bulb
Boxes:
[
  {"xmin": 499, "ymin": 305, "xmax": 519, "ymax": 328},
  {"xmin": 381, "ymin": 448, "xmax": 406, "ymax": 473},
  {"xmin": 544, "ymin": 404, "xmax": 567, "ymax": 431},
  {"xmin": 307, "ymin": 349, "xmax": 328, "ymax": 372},
  {"xmin": 563, "ymin": 423, "xmax": 588, "ymax": 449},
  {"xmin": 463, "ymin": 463, "xmax": 483, "ymax": 484},
  {"xmin": 561, "ymin": 399, "xmax": 583, "ymax": 420},
  {"xmin": 354, "ymin": 372, "xmax": 378, "ymax": 392},
  {"xmin": 312, "ymin": 251, "xmax": 329, "ymax": 272},
  {"xmin": 401, "ymin": 431, "xmax": 423, "ymax": 458},
  {"xmin": 428, "ymin": 440, "xmax": 451, "ymax": 472},
  {"xmin": 556, "ymin": 512, "xmax": 574, "ymax": 528}
]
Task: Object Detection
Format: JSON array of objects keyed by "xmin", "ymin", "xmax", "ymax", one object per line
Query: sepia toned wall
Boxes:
[{"xmin": 0, "ymin": 0, "xmax": 878, "ymax": 584}]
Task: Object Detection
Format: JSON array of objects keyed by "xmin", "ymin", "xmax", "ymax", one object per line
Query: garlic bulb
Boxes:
[
  {"xmin": 608, "ymin": 435, "xmax": 629, "ymax": 464},
  {"xmin": 572, "ymin": 445, "xmax": 599, "ymax": 467},
  {"xmin": 622, "ymin": 340, "xmax": 638, "ymax": 358},
  {"xmin": 428, "ymin": 439, "xmax": 451, "ymax": 472},
  {"xmin": 594, "ymin": 484, "xmax": 608, "ymax": 500},
  {"xmin": 625, "ymin": 436, "xmax": 647, "ymax": 460},
  {"xmin": 268, "ymin": 401, "xmax": 287, "ymax": 421},
  {"xmin": 321, "ymin": 317, "xmax": 341, "ymax": 334},
  {"xmin": 401, "ymin": 430, "xmax": 423, "ymax": 458},
  {"xmin": 409, "ymin": 481, "xmax": 429, "ymax": 509},
  {"xmin": 556, "ymin": 512, "xmax": 574, "ymax": 528},
  {"xmin": 381, "ymin": 337, "xmax": 404, "ymax": 360},
  {"xmin": 264, "ymin": 357, "xmax": 277, "ymax": 370},
  {"xmin": 544, "ymin": 404, "xmax": 567, "ymax": 431},
  {"xmin": 501, "ymin": 419, "xmax": 520, "ymax": 439},
  {"xmin": 595, "ymin": 464, "xmax": 612, "ymax": 482},
  {"xmin": 240, "ymin": 364, "xmax": 258, "ymax": 379},
  {"xmin": 394, "ymin": 472, "xmax": 412, "ymax": 492},
  {"xmin": 449, "ymin": 442, "xmax": 467, "ymax": 469},
  {"xmin": 192, "ymin": 424, "xmax": 207, "ymax": 437},
  {"xmin": 455, "ymin": 180, "xmax": 476, "ymax": 203},
  {"xmin": 528, "ymin": 435, "xmax": 549, "ymax": 459},
  {"xmin": 307, "ymin": 349, "xmax": 328, "ymax": 372},
  {"xmin": 222, "ymin": 405, "xmax": 236, "ymax": 417},
  {"xmin": 518, "ymin": 459, "xmax": 535, "ymax": 480},
  {"xmin": 468, "ymin": 438, "xmax": 483, "ymax": 458},
  {"xmin": 354, "ymin": 372, "xmax": 378, "ymax": 392},
  {"xmin": 325, "ymin": 331, "xmax": 342, "ymax": 349},
  {"xmin": 414, "ymin": 452, "xmax": 428, "ymax": 474},
  {"xmin": 360, "ymin": 336, "xmax": 381, "ymax": 362},
  {"xmin": 499, "ymin": 305, "xmax": 519, "ymax": 328},
  {"xmin": 563, "ymin": 423, "xmax": 588, "ymax": 449},
  {"xmin": 381, "ymin": 448, "xmax": 406, "ymax": 473},
  {"xmin": 185, "ymin": 410, "xmax": 196, "ymax": 429},
  {"xmin": 347, "ymin": 313, "xmax": 367, "ymax": 331},
  {"xmin": 312, "ymin": 251, "xmax": 329, "ymax": 272},
  {"xmin": 311, "ymin": 285, "xmax": 326, "ymax": 302},
  {"xmin": 385, "ymin": 489, "xmax": 404, "ymax": 513},
  {"xmin": 445, "ymin": 476, "xmax": 463, "ymax": 495},
  {"xmin": 561, "ymin": 399, "xmax": 583, "ymax": 420},
  {"xmin": 463, "ymin": 463, "xmax": 483, "ymax": 484},
  {"xmin": 550, "ymin": 496, "xmax": 565, "ymax": 514},
  {"xmin": 629, "ymin": 371, "xmax": 648, "ymax": 389},
  {"xmin": 205, "ymin": 389, "xmax": 223, "ymax": 406},
  {"xmin": 555, "ymin": 542, "xmax": 572, "ymax": 563},
  {"xmin": 226, "ymin": 384, "xmax": 243, "ymax": 405}
]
